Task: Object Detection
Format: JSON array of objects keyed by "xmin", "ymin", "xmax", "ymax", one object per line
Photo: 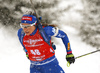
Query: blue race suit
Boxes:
[{"xmin": 17, "ymin": 26, "xmax": 72, "ymax": 73}]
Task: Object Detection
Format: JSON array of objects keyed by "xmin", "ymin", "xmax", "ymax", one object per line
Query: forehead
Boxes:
[{"xmin": 21, "ymin": 23, "xmax": 31, "ymax": 25}]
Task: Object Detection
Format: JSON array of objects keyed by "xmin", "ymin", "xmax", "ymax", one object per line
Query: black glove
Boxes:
[
  {"xmin": 66, "ymin": 53, "xmax": 75, "ymax": 64},
  {"xmin": 52, "ymin": 42, "xmax": 56, "ymax": 50}
]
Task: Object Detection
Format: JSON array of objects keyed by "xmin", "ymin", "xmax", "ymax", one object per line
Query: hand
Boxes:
[
  {"xmin": 66, "ymin": 53, "xmax": 75, "ymax": 64},
  {"xmin": 52, "ymin": 42, "xmax": 56, "ymax": 50},
  {"xmin": 26, "ymin": 52, "xmax": 29, "ymax": 59}
]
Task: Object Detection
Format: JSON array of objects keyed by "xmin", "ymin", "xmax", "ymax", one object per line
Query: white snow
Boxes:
[
  {"xmin": 55, "ymin": 25, "xmax": 100, "ymax": 73},
  {"xmin": 0, "ymin": 24, "xmax": 100, "ymax": 73},
  {"xmin": 0, "ymin": 0, "xmax": 100, "ymax": 73}
]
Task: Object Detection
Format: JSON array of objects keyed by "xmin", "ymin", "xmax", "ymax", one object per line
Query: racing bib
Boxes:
[{"xmin": 23, "ymin": 29, "xmax": 55, "ymax": 61}]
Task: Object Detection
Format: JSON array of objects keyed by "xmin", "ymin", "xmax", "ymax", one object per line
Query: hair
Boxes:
[{"xmin": 24, "ymin": 11, "xmax": 57, "ymax": 27}]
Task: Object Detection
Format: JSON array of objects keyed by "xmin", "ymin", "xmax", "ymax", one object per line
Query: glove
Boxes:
[
  {"xmin": 66, "ymin": 53, "xmax": 75, "ymax": 64},
  {"xmin": 52, "ymin": 42, "xmax": 56, "ymax": 50},
  {"xmin": 26, "ymin": 52, "xmax": 29, "ymax": 59}
]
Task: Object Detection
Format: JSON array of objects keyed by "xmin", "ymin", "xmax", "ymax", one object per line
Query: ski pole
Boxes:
[{"xmin": 67, "ymin": 49, "xmax": 100, "ymax": 67}]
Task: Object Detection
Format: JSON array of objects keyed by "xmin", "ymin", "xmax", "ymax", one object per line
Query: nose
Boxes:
[{"xmin": 23, "ymin": 27, "xmax": 29, "ymax": 31}]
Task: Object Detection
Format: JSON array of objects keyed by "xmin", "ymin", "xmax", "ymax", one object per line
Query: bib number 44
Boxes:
[{"xmin": 30, "ymin": 49, "xmax": 41, "ymax": 55}]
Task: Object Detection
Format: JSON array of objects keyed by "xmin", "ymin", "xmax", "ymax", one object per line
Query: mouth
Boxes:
[{"xmin": 25, "ymin": 31, "xmax": 30, "ymax": 34}]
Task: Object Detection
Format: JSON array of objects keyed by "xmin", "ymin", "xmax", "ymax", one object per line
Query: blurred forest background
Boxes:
[{"xmin": 0, "ymin": 0, "xmax": 100, "ymax": 48}]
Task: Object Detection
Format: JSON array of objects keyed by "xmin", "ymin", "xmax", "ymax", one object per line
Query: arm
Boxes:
[
  {"xmin": 44, "ymin": 26, "xmax": 75, "ymax": 64},
  {"xmin": 44, "ymin": 26, "xmax": 72, "ymax": 54},
  {"xmin": 17, "ymin": 28, "xmax": 29, "ymax": 59},
  {"xmin": 55, "ymin": 30, "xmax": 72, "ymax": 54},
  {"xmin": 17, "ymin": 28, "xmax": 27, "ymax": 51}
]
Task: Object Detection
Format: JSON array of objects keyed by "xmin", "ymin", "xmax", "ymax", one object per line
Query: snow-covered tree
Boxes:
[
  {"xmin": 0, "ymin": 0, "xmax": 59, "ymax": 28},
  {"xmin": 80, "ymin": 0, "xmax": 100, "ymax": 48}
]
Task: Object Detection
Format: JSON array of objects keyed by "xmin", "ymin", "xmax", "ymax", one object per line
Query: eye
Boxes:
[{"xmin": 24, "ymin": 25, "xmax": 31, "ymax": 28}]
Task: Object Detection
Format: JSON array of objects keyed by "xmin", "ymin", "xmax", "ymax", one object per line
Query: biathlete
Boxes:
[{"xmin": 17, "ymin": 11, "xmax": 75, "ymax": 73}]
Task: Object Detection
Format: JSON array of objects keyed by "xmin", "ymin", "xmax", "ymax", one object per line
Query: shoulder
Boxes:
[
  {"xmin": 17, "ymin": 28, "xmax": 23, "ymax": 37},
  {"xmin": 43, "ymin": 26, "xmax": 59, "ymax": 37},
  {"xmin": 43, "ymin": 26, "xmax": 54, "ymax": 31}
]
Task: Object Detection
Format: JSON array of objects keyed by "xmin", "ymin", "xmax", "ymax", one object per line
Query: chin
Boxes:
[{"xmin": 25, "ymin": 33, "xmax": 31, "ymax": 35}]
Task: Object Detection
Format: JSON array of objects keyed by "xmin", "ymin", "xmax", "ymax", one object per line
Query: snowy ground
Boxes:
[
  {"xmin": 0, "ymin": 24, "xmax": 100, "ymax": 73},
  {"xmin": 0, "ymin": 0, "xmax": 100, "ymax": 73},
  {"xmin": 55, "ymin": 25, "xmax": 100, "ymax": 73}
]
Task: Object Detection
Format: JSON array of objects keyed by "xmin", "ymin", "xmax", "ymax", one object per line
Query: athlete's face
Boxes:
[{"xmin": 21, "ymin": 23, "xmax": 36, "ymax": 35}]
